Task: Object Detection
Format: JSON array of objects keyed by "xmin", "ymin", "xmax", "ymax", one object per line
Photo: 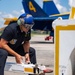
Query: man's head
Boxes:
[{"xmin": 17, "ymin": 13, "xmax": 34, "ymax": 32}]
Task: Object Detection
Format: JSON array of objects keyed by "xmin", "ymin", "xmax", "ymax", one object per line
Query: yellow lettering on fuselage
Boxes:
[{"xmin": 29, "ymin": 1, "xmax": 36, "ymax": 12}]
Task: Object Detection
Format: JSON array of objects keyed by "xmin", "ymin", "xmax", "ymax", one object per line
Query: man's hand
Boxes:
[
  {"xmin": 25, "ymin": 53, "xmax": 30, "ymax": 64},
  {"xmin": 15, "ymin": 54, "xmax": 23, "ymax": 64}
]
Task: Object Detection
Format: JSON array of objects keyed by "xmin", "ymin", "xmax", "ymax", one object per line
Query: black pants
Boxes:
[{"xmin": 0, "ymin": 45, "xmax": 36, "ymax": 75}]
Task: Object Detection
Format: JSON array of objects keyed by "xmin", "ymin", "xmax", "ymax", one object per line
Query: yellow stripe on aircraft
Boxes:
[
  {"xmin": 50, "ymin": 12, "xmax": 70, "ymax": 17},
  {"xmin": 43, "ymin": 0, "xmax": 52, "ymax": 2},
  {"xmin": 69, "ymin": 7, "xmax": 75, "ymax": 19},
  {"xmin": 69, "ymin": 0, "xmax": 75, "ymax": 19}
]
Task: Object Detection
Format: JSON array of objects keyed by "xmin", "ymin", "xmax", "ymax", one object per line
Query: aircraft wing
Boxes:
[
  {"xmin": 33, "ymin": 13, "xmax": 69, "ymax": 31},
  {"xmin": 33, "ymin": 17, "xmax": 53, "ymax": 31},
  {"xmin": 4, "ymin": 14, "xmax": 69, "ymax": 31},
  {"xmin": 3, "ymin": 17, "xmax": 53, "ymax": 31},
  {"xmin": 50, "ymin": 12, "xmax": 70, "ymax": 19},
  {"xmin": 4, "ymin": 17, "xmax": 17, "ymax": 25}
]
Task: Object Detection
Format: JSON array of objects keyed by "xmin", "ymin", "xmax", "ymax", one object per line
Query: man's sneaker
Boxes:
[{"xmin": 43, "ymin": 68, "xmax": 53, "ymax": 73}]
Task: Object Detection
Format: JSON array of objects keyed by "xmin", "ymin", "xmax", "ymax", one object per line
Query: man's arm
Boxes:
[
  {"xmin": 0, "ymin": 38, "xmax": 23, "ymax": 63},
  {"xmin": 23, "ymin": 41, "xmax": 30, "ymax": 63}
]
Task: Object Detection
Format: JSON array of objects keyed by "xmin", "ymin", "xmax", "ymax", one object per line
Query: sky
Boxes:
[{"xmin": 0, "ymin": 0, "xmax": 73, "ymax": 28}]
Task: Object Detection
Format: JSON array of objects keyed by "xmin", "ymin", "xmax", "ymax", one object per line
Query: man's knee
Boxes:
[
  {"xmin": 0, "ymin": 49, "xmax": 8, "ymax": 57},
  {"xmin": 29, "ymin": 47, "xmax": 36, "ymax": 55},
  {"xmin": 29, "ymin": 47, "xmax": 36, "ymax": 64}
]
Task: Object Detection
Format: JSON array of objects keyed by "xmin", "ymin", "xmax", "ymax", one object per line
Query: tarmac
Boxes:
[{"xmin": 4, "ymin": 35, "xmax": 54, "ymax": 75}]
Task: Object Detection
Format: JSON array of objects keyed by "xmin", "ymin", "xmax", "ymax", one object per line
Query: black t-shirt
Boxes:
[{"xmin": 1, "ymin": 22, "xmax": 31, "ymax": 49}]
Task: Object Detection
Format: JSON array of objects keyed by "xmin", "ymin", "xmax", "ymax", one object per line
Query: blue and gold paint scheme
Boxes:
[{"xmin": 22, "ymin": 0, "xmax": 69, "ymax": 31}]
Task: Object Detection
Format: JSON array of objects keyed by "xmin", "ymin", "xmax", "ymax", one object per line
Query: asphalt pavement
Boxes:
[{"xmin": 4, "ymin": 35, "xmax": 54, "ymax": 75}]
